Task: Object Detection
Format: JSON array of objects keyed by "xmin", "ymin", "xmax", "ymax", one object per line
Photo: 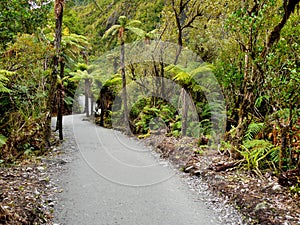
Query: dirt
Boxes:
[
  {"xmin": 0, "ymin": 145, "xmax": 67, "ymax": 225},
  {"xmin": 142, "ymin": 134, "xmax": 300, "ymax": 225}
]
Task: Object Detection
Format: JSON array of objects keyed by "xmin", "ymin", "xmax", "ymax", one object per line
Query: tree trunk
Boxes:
[
  {"xmin": 44, "ymin": 0, "xmax": 64, "ymax": 148},
  {"xmin": 234, "ymin": 47, "xmax": 250, "ymax": 147},
  {"xmin": 160, "ymin": 54, "xmax": 165, "ymax": 99},
  {"xmin": 91, "ymin": 92, "xmax": 94, "ymax": 118},
  {"xmin": 57, "ymin": 61, "xmax": 65, "ymax": 140},
  {"xmin": 84, "ymin": 78, "xmax": 90, "ymax": 117},
  {"xmin": 120, "ymin": 41, "xmax": 129, "ymax": 132},
  {"xmin": 279, "ymin": 125, "xmax": 288, "ymax": 171},
  {"xmin": 181, "ymin": 88, "xmax": 189, "ymax": 136}
]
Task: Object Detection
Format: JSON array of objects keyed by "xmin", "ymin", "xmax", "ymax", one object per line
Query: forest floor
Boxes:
[
  {"xmin": 142, "ymin": 133, "xmax": 300, "ymax": 225},
  {"xmin": 0, "ymin": 145, "xmax": 68, "ymax": 225}
]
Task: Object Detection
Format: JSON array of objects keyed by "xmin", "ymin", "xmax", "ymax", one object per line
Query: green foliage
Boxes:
[
  {"xmin": 131, "ymin": 98, "xmax": 177, "ymax": 135},
  {"xmin": 290, "ymin": 184, "xmax": 300, "ymax": 195},
  {"xmin": 103, "ymin": 75, "xmax": 122, "ymax": 88},
  {"xmin": 103, "ymin": 15, "xmax": 145, "ymax": 45},
  {"xmin": 165, "ymin": 63, "xmax": 214, "ymax": 91},
  {"xmin": 239, "ymin": 140, "xmax": 279, "ymax": 174},
  {"xmin": 0, "ymin": 34, "xmax": 52, "ymax": 123},
  {"xmin": 0, "ymin": 70, "xmax": 13, "ymax": 93},
  {"xmin": 244, "ymin": 123, "xmax": 265, "ymax": 142},
  {"xmin": 171, "ymin": 120, "xmax": 182, "ymax": 137},
  {"xmin": 0, "ymin": 134, "xmax": 7, "ymax": 148},
  {"xmin": 0, "ymin": 0, "xmax": 51, "ymax": 48}
]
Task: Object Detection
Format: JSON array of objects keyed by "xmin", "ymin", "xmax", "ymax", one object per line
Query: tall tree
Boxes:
[
  {"xmin": 55, "ymin": 31, "xmax": 89, "ymax": 139},
  {"xmin": 103, "ymin": 16, "xmax": 145, "ymax": 132},
  {"xmin": 69, "ymin": 63, "xmax": 94, "ymax": 117},
  {"xmin": 44, "ymin": 0, "xmax": 65, "ymax": 147},
  {"xmin": 162, "ymin": 0, "xmax": 206, "ymax": 136},
  {"xmin": 166, "ymin": 0, "xmax": 204, "ymax": 64}
]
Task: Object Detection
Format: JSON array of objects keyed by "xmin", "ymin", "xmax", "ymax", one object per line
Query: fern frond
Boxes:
[
  {"xmin": 244, "ymin": 122, "xmax": 264, "ymax": 141},
  {"xmin": 103, "ymin": 25, "xmax": 121, "ymax": 39},
  {"xmin": 190, "ymin": 63, "xmax": 214, "ymax": 77},
  {"xmin": 240, "ymin": 139, "xmax": 276, "ymax": 172},
  {"xmin": 103, "ymin": 74, "xmax": 122, "ymax": 87},
  {"xmin": 126, "ymin": 26, "xmax": 145, "ymax": 38}
]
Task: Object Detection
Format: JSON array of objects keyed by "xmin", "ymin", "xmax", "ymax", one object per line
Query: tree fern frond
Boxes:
[
  {"xmin": 103, "ymin": 25, "xmax": 121, "ymax": 39},
  {"xmin": 104, "ymin": 74, "xmax": 122, "ymax": 87},
  {"xmin": 126, "ymin": 26, "xmax": 145, "ymax": 38},
  {"xmin": 190, "ymin": 63, "xmax": 214, "ymax": 77},
  {"xmin": 173, "ymin": 71, "xmax": 192, "ymax": 85},
  {"xmin": 127, "ymin": 19, "xmax": 142, "ymax": 27}
]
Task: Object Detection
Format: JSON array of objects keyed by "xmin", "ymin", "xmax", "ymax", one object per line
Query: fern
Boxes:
[
  {"xmin": 255, "ymin": 95, "xmax": 270, "ymax": 108},
  {"xmin": 244, "ymin": 122, "xmax": 264, "ymax": 141},
  {"xmin": 103, "ymin": 75, "xmax": 122, "ymax": 87},
  {"xmin": 239, "ymin": 139, "xmax": 278, "ymax": 173}
]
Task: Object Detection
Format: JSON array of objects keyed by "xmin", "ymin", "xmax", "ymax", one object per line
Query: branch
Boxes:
[
  {"xmin": 182, "ymin": 9, "xmax": 203, "ymax": 30},
  {"xmin": 260, "ymin": 0, "xmax": 300, "ymax": 58},
  {"xmin": 179, "ymin": 0, "xmax": 190, "ymax": 15}
]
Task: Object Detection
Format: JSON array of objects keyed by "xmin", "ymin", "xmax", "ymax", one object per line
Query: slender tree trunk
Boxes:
[
  {"xmin": 57, "ymin": 61, "xmax": 65, "ymax": 140},
  {"xmin": 100, "ymin": 99, "xmax": 105, "ymax": 127},
  {"xmin": 288, "ymin": 104, "xmax": 293, "ymax": 168},
  {"xmin": 120, "ymin": 41, "xmax": 129, "ymax": 132},
  {"xmin": 279, "ymin": 125, "xmax": 288, "ymax": 171},
  {"xmin": 234, "ymin": 47, "xmax": 250, "ymax": 147},
  {"xmin": 44, "ymin": 0, "xmax": 64, "ymax": 148},
  {"xmin": 160, "ymin": 57, "xmax": 165, "ymax": 99},
  {"xmin": 173, "ymin": 28, "xmax": 188, "ymax": 136},
  {"xmin": 85, "ymin": 79, "xmax": 90, "ymax": 117},
  {"xmin": 172, "ymin": 5, "xmax": 188, "ymax": 136},
  {"xmin": 174, "ymin": 37, "xmax": 182, "ymax": 65},
  {"xmin": 91, "ymin": 92, "xmax": 94, "ymax": 118},
  {"xmin": 181, "ymin": 88, "xmax": 189, "ymax": 136}
]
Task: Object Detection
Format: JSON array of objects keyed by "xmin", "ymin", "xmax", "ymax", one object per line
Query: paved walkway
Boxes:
[{"xmin": 54, "ymin": 114, "xmax": 221, "ymax": 225}]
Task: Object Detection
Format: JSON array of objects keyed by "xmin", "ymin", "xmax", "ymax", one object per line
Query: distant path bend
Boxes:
[{"xmin": 54, "ymin": 114, "xmax": 222, "ymax": 225}]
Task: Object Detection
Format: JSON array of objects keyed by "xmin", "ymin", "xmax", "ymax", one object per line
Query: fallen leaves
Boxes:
[{"xmin": 0, "ymin": 161, "xmax": 57, "ymax": 224}]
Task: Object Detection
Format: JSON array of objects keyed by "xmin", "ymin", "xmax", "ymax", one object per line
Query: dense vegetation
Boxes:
[{"xmin": 0, "ymin": 0, "xmax": 299, "ymax": 189}]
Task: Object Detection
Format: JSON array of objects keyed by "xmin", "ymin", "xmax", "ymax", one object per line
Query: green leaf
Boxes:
[{"xmin": 0, "ymin": 134, "xmax": 7, "ymax": 148}]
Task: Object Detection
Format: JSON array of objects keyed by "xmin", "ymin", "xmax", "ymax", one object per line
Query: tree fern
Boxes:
[{"xmin": 104, "ymin": 75, "xmax": 122, "ymax": 87}]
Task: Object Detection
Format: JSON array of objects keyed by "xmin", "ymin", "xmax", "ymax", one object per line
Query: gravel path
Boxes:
[{"xmin": 53, "ymin": 114, "xmax": 245, "ymax": 225}]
